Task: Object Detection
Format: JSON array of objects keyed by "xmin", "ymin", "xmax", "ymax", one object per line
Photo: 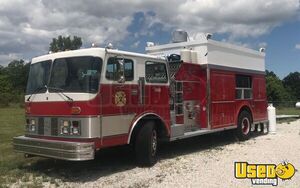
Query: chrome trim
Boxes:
[
  {"xmin": 25, "ymin": 116, "xmax": 101, "ymax": 138},
  {"xmin": 170, "ymin": 125, "xmax": 237, "ymax": 141},
  {"xmin": 183, "ymin": 100, "xmax": 200, "ymax": 131},
  {"xmin": 138, "ymin": 77, "xmax": 145, "ymax": 105},
  {"xmin": 13, "ymin": 136, "xmax": 94, "ymax": 161},
  {"xmin": 170, "ymin": 124, "xmax": 185, "ymax": 137},
  {"xmin": 211, "ymin": 101, "xmax": 235, "ymax": 104},
  {"xmin": 101, "ymin": 114, "xmax": 135, "ymax": 137},
  {"xmin": 127, "ymin": 113, "xmax": 164, "ymax": 144},
  {"xmin": 206, "ymin": 66, "xmax": 211, "ymax": 129}
]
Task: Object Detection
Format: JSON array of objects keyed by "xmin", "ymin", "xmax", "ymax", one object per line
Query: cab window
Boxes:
[
  {"xmin": 145, "ymin": 61, "xmax": 168, "ymax": 83},
  {"xmin": 105, "ymin": 57, "xmax": 134, "ymax": 81}
]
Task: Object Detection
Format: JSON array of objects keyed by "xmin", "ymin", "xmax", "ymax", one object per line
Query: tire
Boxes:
[
  {"xmin": 135, "ymin": 121, "xmax": 158, "ymax": 166},
  {"xmin": 236, "ymin": 111, "xmax": 252, "ymax": 141}
]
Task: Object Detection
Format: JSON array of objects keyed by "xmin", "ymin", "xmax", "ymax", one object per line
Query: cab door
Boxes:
[
  {"xmin": 144, "ymin": 61, "xmax": 170, "ymax": 124},
  {"xmin": 100, "ymin": 56, "xmax": 137, "ymax": 138}
]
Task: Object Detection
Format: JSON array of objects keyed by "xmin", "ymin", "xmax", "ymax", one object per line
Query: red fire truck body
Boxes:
[{"xmin": 14, "ymin": 35, "xmax": 268, "ymax": 165}]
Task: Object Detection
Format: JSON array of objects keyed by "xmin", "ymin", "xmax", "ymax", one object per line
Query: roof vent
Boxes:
[{"xmin": 172, "ymin": 29, "xmax": 188, "ymax": 43}]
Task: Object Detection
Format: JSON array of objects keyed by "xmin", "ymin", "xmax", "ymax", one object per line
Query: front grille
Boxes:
[
  {"xmin": 51, "ymin": 118, "xmax": 58, "ymax": 136},
  {"xmin": 38, "ymin": 117, "xmax": 44, "ymax": 135}
]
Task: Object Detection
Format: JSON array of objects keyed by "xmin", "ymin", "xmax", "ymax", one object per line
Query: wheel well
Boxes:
[
  {"xmin": 129, "ymin": 115, "xmax": 168, "ymax": 145},
  {"xmin": 238, "ymin": 106, "xmax": 253, "ymax": 123}
]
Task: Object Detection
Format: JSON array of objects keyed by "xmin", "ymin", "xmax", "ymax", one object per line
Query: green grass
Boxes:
[
  {"xmin": 0, "ymin": 105, "xmax": 299, "ymax": 187},
  {"xmin": 276, "ymin": 107, "xmax": 300, "ymax": 116},
  {"xmin": 0, "ymin": 106, "xmax": 61, "ymax": 187},
  {"xmin": 0, "ymin": 106, "xmax": 26, "ymax": 184}
]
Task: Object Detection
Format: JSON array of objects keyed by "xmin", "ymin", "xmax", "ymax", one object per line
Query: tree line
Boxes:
[
  {"xmin": 0, "ymin": 35, "xmax": 299, "ymax": 107},
  {"xmin": 0, "ymin": 35, "xmax": 82, "ymax": 107},
  {"xmin": 266, "ymin": 70, "xmax": 300, "ymax": 107},
  {"xmin": 1, "ymin": 64, "xmax": 299, "ymax": 107}
]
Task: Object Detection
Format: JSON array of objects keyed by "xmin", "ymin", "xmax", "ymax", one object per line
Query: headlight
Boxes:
[
  {"xmin": 30, "ymin": 125, "xmax": 36, "ymax": 132},
  {"xmin": 63, "ymin": 120, "xmax": 70, "ymax": 127},
  {"xmin": 71, "ymin": 121, "xmax": 81, "ymax": 135},
  {"xmin": 62, "ymin": 126, "xmax": 69, "ymax": 134},
  {"xmin": 27, "ymin": 119, "xmax": 36, "ymax": 133},
  {"xmin": 60, "ymin": 120, "xmax": 81, "ymax": 136},
  {"xmin": 31, "ymin": 119, "xmax": 36, "ymax": 125},
  {"xmin": 60, "ymin": 120, "xmax": 70, "ymax": 135}
]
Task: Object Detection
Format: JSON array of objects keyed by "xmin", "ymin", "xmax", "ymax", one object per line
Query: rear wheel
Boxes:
[
  {"xmin": 135, "ymin": 121, "xmax": 158, "ymax": 166},
  {"xmin": 236, "ymin": 111, "xmax": 252, "ymax": 141}
]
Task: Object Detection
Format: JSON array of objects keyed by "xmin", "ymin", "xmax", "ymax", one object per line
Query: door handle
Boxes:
[{"xmin": 131, "ymin": 90, "xmax": 138, "ymax": 95}]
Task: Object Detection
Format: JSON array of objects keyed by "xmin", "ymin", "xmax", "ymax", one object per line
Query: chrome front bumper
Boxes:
[{"xmin": 13, "ymin": 136, "xmax": 95, "ymax": 161}]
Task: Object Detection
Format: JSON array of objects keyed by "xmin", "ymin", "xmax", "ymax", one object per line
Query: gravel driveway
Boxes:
[{"xmin": 13, "ymin": 120, "xmax": 300, "ymax": 188}]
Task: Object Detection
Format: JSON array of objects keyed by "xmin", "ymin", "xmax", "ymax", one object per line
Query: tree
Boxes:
[
  {"xmin": 5, "ymin": 60, "xmax": 29, "ymax": 93},
  {"xmin": 266, "ymin": 70, "xmax": 277, "ymax": 78},
  {"xmin": 0, "ymin": 73, "xmax": 13, "ymax": 107},
  {"xmin": 265, "ymin": 70, "xmax": 296, "ymax": 106},
  {"xmin": 0, "ymin": 74, "xmax": 12, "ymax": 93},
  {"xmin": 282, "ymin": 72, "xmax": 300, "ymax": 100},
  {"xmin": 49, "ymin": 35, "xmax": 82, "ymax": 52}
]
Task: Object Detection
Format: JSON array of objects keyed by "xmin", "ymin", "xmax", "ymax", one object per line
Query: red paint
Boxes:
[
  {"xmin": 25, "ymin": 94, "xmax": 101, "ymax": 116},
  {"xmin": 101, "ymin": 83, "xmax": 171, "ymax": 133},
  {"xmin": 209, "ymin": 69, "xmax": 267, "ymax": 129},
  {"xmin": 176, "ymin": 115, "xmax": 184, "ymax": 124},
  {"xmin": 26, "ymin": 82, "xmax": 171, "ymax": 150},
  {"xmin": 101, "ymin": 134, "xmax": 128, "ymax": 148},
  {"xmin": 174, "ymin": 63, "xmax": 267, "ymax": 130},
  {"xmin": 25, "ymin": 61, "xmax": 268, "ymax": 151},
  {"xmin": 175, "ymin": 63, "xmax": 207, "ymax": 128}
]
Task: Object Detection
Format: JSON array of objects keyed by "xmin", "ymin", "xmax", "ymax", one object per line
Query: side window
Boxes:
[
  {"xmin": 105, "ymin": 57, "xmax": 134, "ymax": 81},
  {"xmin": 124, "ymin": 60, "xmax": 134, "ymax": 81},
  {"xmin": 236, "ymin": 75, "xmax": 252, "ymax": 99},
  {"xmin": 145, "ymin": 61, "xmax": 168, "ymax": 83}
]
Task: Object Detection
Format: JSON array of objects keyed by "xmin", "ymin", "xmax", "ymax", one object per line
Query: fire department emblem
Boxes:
[{"xmin": 115, "ymin": 91, "xmax": 126, "ymax": 106}]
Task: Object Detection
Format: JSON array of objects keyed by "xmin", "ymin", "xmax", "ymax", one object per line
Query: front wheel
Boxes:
[
  {"xmin": 236, "ymin": 111, "xmax": 252, "ymax": 141},
  {"xmin": 135, "ymin": 121, "xmax": 158, "ymax": 166}
]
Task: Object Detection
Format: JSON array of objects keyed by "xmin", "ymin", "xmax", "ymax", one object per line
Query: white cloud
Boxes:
[
  {"xmin": 130, "ymin": 41, "xmax": 141, "ymax": 49},
  {"xmin": 0, "ymin": 0, "xmax": 299, "ymax": 65},
  {"xmin": 295, "ymin": 44, "xmax": 300, "ymax": 49},
  {"xmin": 258, "ymin": 42, "xmax": 268, "ymax": 49},
  {"xmin": 0, "ymin": 53, "xmax": 24, "ymax": 66}
]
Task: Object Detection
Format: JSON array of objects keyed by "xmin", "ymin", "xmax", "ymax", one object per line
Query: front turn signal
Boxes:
[{"xmin": 71, "ymin": 106, "xmax": 81, "ymax": 115}]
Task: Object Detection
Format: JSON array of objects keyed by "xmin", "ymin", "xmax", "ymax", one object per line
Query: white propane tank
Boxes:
[
  {"xmin": 267, "ymin": 103, "xmax": 276, "ymax": 134},
  {"xmin": 191, "ymin": 51, "xmax": 198, "ymax": 64},
  {"xmin": 180, "ymin": 49, "xmax": 191, "ymax": 63},
  {"xmin": 295, "ymin": 102, "xmax": 300, "ymax": 108}
]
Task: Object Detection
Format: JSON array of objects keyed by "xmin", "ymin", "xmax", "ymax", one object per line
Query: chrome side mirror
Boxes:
[{"xmin": 117, "ymin": 59, "xmax": 125, "ymax": 83}]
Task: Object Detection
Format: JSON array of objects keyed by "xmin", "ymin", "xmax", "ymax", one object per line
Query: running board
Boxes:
[{"xmin": 170, "ymin": 125, "xmax": 237, "ymax": 141}]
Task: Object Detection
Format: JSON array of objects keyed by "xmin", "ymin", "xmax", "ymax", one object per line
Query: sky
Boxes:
[{"xmin": 0, "ymin": 0, "xmax": 299, "ymax": 78}]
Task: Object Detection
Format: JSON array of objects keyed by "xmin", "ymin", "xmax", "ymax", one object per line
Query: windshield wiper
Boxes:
[
  {"xmin": 26, "ymin": 85, "xmax": 47, "ymax": 102},
  {"xmin": 46, "ymin": 86, "xmax": 74, "ymax": 102}
]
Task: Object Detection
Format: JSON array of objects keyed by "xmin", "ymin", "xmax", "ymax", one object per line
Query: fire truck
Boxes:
[{"xmin": 13, "ymin": 31, "xmax": 268, "ymax": 166}]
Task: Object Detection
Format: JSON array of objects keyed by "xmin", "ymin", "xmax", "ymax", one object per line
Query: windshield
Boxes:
[
  {"xmin": 26, "ymin": 60, "xmax": 51, "ymax": 95},
  {"xmin": 48, "ymin": 56, "xmax": 102, "ymax": 93}
]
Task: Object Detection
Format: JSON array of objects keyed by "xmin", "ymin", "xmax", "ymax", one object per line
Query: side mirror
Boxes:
[{"xmin": 117, "ymin": 59, "xmax": 125, "ymax": 83}]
